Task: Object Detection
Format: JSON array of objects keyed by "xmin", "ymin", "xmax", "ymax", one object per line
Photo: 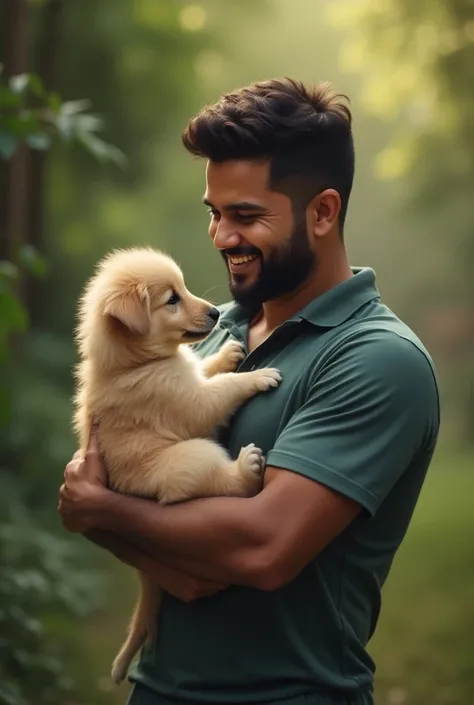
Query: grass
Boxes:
[
  {"xmin": 78, "ymin": 447, "xmax": 473, "ymax": 705},
  {"xmin": 369, "ymin": 448, "xmax": 473, "ymax": 705}
]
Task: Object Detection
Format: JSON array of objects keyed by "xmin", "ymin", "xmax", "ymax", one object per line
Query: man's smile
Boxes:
[{"xmin": 227, "ymin": 253, "xmax": 261, "ymax": 275}]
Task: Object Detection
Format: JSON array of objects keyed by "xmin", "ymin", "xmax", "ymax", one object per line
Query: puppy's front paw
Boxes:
[
  {"xmin": 253, "ymin": 367, "xmax": 282, "ymax": 392},
  {"xmin": 218, "ymin": 339, "xmax": 246, "ymax": 372}
]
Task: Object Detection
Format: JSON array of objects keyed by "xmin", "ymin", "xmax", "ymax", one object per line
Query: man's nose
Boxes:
[{"xmin": 212, "ymin": 220, "xmax": 241, "ymax": 250}]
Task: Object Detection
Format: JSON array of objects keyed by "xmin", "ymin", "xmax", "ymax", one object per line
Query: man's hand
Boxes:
[
  {"xmin": 86, "ymin": 528, "xmax": 229, "ymax": 602},
  {"xmin": 151, "ymin": 562, "xmax": 229, "ymax": 602},
  {"xmin": 58, "ymin": 423, "xmax": 109, "ymax": 533}
]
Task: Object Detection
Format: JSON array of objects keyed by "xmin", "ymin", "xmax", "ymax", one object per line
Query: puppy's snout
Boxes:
[{"xmin": 207, "ymin": 307, "xmax": 220, "ymax": 322}]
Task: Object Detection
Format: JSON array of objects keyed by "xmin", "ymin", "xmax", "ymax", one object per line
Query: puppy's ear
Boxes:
[{"xmin": 104, "ymin": 284, "xmax": 151, "ymax": 335}]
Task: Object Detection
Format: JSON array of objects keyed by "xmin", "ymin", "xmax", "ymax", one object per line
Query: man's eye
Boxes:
[
  {"xmin": 236, "ymin": 213, "xmax": 257, "ymax": 224},
  {"xmin": 208, "ymin": 208, "xmax": 220, "ymax": 220},
  {"xmin": 167, "ymin": 292, "xmax": 180, "ymax": 305}
]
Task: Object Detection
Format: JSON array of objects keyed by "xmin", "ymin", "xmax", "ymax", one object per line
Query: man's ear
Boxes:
[
  {"xmin": 309, "ymin": 188, "xmax": 341, "ymax": 238},
  {"xmin": 103, "ymin": 284, "xmax": 151, "ymax": 335}
]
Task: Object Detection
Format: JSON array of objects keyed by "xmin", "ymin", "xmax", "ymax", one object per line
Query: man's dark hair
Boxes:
[{"xmin": 182, "ymin": 78, "xmax": 355, "ymax": 231}]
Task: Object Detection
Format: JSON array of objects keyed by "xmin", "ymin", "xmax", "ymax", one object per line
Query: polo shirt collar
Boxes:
[{"xmin": 219, "ymin": 267, "xmax": 380, "ymax": 330}]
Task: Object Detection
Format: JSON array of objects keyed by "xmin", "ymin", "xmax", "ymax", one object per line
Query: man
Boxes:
[{"xmin": 59, "ymin": 78, "xmax": 440, "ymax": 705}]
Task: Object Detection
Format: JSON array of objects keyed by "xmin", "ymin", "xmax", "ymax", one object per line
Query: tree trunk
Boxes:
[
  {"xmin": 1, "ymin": 0, "xmax": 30, "ymax": 303},
  {"xmin": 28, "ymin": 0, "xmax": 63, "ymax": 321}
]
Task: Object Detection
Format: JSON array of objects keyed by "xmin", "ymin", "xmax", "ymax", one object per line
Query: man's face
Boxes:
[{"xmin": 204, "ymin": 160, "xmax": 317, "ymax": 309}]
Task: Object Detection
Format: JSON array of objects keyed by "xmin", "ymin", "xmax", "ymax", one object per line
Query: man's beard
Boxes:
[{"xmin": 222, "ymin": 219, "xmax": 316, "ymax": 311}]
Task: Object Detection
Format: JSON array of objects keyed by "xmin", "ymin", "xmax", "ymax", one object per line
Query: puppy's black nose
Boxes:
[{"xmin": 208, "ymin": 306, "xmax": 220, "ymax": 322}]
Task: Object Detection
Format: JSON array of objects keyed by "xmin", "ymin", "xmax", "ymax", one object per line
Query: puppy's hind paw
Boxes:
[{"xmin": 239, "ymin": 443, "xmax": 265, "ymax": 476}]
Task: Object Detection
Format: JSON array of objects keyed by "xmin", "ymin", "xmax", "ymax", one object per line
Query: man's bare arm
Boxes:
[
  {"xmin": 59, "ymin": 429, "xmax": 360, "ymax": 591},
  {"xmin": 88, "ymin": 468, "xmax": 361, "ymax": 591},
  {"xmin": 84, "ymin": 529, "xmax": 229, "ymax": 602}
]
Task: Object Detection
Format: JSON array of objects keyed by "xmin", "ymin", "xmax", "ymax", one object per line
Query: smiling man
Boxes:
[{"xmin": 58, "ymin": 79, "xmax": 440, "ymax": 705}]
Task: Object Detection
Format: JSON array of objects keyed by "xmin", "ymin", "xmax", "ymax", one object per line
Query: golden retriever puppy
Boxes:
[{"xmin": 72, "ymin": 247, "xmax": 282, "ymax": 684}]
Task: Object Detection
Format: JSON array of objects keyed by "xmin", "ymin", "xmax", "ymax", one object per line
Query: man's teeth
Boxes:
[{"xmin": 229, "ymin": 255, "xmax": 258, "ymax": 264}]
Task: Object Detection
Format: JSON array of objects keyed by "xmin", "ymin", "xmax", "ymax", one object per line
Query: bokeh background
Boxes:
[{"xmin": 1, "ymin": 1, "xmax": 473, "ymax": 704}]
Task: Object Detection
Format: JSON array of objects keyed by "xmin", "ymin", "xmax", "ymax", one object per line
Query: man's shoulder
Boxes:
[
  {"xmin": 316, "ymin": 311, "xmax": 441, "ymax": 445},
  {"xmin": 315, "ymin": 302, "xmax": 438, "ymax": 404},
  {"xmin": 333, "ymin": 300, "xmax": 436, "ymax": 373}
]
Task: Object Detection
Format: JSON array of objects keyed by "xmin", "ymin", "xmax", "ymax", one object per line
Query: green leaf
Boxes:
[
  {"xmin": 26, "ymin": 133, "xmax": 52, "ymax": 151},
  {"xmin": 0, "ymin": 86, "xmax": 21, "ymax": 109},
  {"xmin": 0, "ymin": 261, "xmax": 19, "ymax": 281},
  {"xmin": 0, "ymin": 112, "xmax": 41, "ymax": 139},
  {"xmin": 53, "ymin": 110, "xmax": 104, "ymax": 139},
  {"xmin": 0, "ymin": 290, "xmax": 28, "ymax": 334},
  {"xmin": 59, "ymin": 99, "xmax": 91, "ymax": 116},
  {"xmin": 18, "ymin": 246, "xmax": 48, "ymax": 279},
  {"xmin": 47, "ymin": 91, "xmax": 62, "ymax": 112},
  {"xmin": 7, "ymin": 73, "xmax": 45, "ymax": 99},
  {"xmin": 9, "ymin": 74, "xmax": 29, "ymax": 95},
  {"xmin": 53, "ymin": 113, "xmax": 74, "ymax": 141},
  {"xmin": 26, "ymin": 73, "xmax": 45, "ymax": 98},
  {"xmin": 77, "ymin": 131, "xmax": 127, "ymax": 168},
  {"xmin": 0, "ymin": 132, "xmax": 17, "ymax": 160},
  {"xmin": 75, "ymin": 112, "xmax": 104, "ymax": 133}
]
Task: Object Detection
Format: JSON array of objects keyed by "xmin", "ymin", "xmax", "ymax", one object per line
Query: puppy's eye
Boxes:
[{"xmin": 167, "ymin": 292, "xmax": 180, "ymax": 306}]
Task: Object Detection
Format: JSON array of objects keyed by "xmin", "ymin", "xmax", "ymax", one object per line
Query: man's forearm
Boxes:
[
  {"xmin": 85, "ymin": 528, "xmax": 143, "ymax": 567},
  {"xmin": 90, "ymin": 489, "xmax": 271, "ymax": 586},
  {"xmin": 85, "ymin": 528, "xmax": 171, "ymax": 587}
]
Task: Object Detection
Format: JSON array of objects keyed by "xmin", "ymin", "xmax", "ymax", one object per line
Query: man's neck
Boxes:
[{"xmin": 251, "ymin": 255, "xmax": 353, "ymax": 334}]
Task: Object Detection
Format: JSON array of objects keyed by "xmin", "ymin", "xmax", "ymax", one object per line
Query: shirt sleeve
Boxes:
[{"xmin": 265, "ymin": 329, "xmax": 440, "ymax": 516}]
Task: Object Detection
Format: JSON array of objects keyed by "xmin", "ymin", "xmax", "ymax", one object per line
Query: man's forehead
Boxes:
[
  {"xmin": 204, "ymin": 159, "xmax": 285, "ymax": 209},
  {"xmin": 206, "ymin": 159, "xmax": 268, "ymax": 187}
]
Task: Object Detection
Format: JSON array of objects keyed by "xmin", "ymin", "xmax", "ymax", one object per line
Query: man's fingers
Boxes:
[
  {"xmin": 64, "ymin": 459, "xmax": 81, "ymax": 480},
  {"xmin": 85, "ymin": 420, "xmax": 100, "ymax": 459}
]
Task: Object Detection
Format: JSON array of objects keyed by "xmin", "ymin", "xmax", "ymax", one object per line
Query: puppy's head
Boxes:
[{"xmin": 77, "ymin": 247, "xmax": 220, "ymax": 366}]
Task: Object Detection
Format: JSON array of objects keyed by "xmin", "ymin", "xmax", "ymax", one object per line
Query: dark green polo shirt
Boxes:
[{"xmin": 128, "ymin": 267, "xmax": 440, "ymax": 705}]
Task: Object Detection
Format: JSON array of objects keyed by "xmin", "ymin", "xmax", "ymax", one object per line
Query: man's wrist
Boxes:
[{"xmin": 88, "ymin": 484, "xmax": 116, "ymax": 530}]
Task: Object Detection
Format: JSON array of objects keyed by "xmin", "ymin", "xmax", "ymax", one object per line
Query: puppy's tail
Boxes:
[{"xmin": 111, "ymin": 574, "xmax": 163, "ymax": 684}]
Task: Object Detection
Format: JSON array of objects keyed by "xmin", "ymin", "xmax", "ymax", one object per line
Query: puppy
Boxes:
[{"xmin": 72, "ymin": 247, "xmax": 282, "ymax": 685}]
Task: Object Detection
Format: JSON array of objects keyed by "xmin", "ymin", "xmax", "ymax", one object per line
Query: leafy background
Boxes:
[{"xmin": 1, "ymin": 1, "xmax": 472, "ymax": 704}]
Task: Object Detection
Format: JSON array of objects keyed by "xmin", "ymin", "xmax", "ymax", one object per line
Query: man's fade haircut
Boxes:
[{"xmin": 182, "ymin": 77, "xmax": 355, "ymax": 232}]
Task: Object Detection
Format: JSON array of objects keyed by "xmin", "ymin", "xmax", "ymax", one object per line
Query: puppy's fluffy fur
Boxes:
[{"xmin": 73, "ymin": 247, "xmax": 282, "ymax": 684}]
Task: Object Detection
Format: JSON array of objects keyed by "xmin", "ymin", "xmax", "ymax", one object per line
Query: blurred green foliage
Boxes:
[
  {"xmin": 0, "ymin": 497, "xmax": 103, "ymax": 705},
  {"xmin": 0, "ymin": 68, "xmax": 126, "ymax": 164},
  {"xmin": 1, "ymin": 0, "xmax": 472, "ymax": 703},
  {"xmin": 0, "ymin": 0, "xmax": 236, "ymax": 701},
  {"xmin": 370, "ymin": 450, "xmax": 474, "ymax": 705},
  {"xmin": 0, "ymin": 68, "xmax": 124, "ymax": 704},
  {"xmin": 329, "ymin": 0, "xmax": 474, "ymax": 442}
]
